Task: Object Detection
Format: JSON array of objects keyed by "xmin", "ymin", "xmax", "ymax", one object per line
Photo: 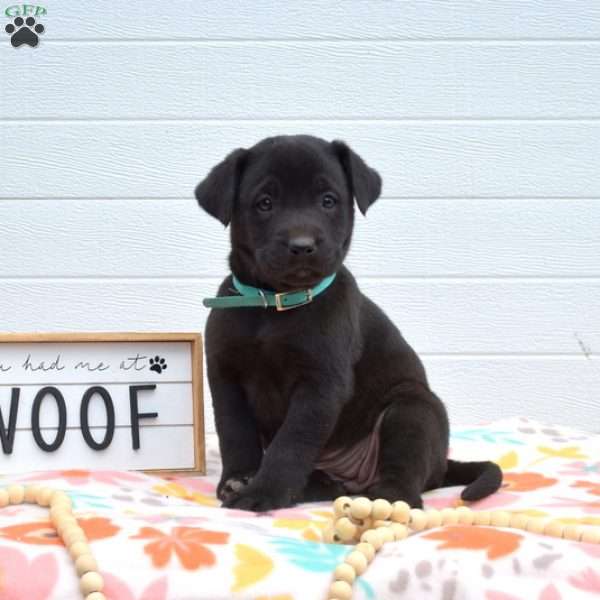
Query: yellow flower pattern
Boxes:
[
  {"xmin": 152, "ymin": 482, "xmax": 219, "ymax": 507},
  {"xmin": 529, "ymin": 445, "xmax": 588, "ymax": 467},
  {"xmin": 232, "ymin": 544, "xmax": 274, "ymax": 592},
  {"xmin": 273, "ymin": 510, "xmax": 332, "ymax": 541}
]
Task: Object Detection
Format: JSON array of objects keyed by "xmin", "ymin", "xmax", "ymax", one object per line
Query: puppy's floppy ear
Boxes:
[
  {"xmin": 195, "ymin": 148, "xmax": 248, "ymax": 226},
  {"xmin": 331, "ymin": 140, "xmax": 382, "ymax": 215}
]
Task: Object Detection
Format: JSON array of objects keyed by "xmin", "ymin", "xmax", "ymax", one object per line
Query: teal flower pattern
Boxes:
[
  {"xmin": 451, "ymin": 428, "xmax": 525, "ymax": 445},
  {"xmin": 271, "ymin": 537, "xmax": 375, "ymax": 599}
]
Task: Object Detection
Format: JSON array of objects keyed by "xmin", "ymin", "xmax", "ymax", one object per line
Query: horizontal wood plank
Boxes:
[
  {"xmin": 1, "ymin": 198, "xmax": 598, "ymax": 277},
  {"xmin": 39, "ymin": 1, "xmax": 600, "ymax": 40},
  {"xmin": 0, "ymin": 279, "xmax": 598, "ymax": 354},
  {"xmin": 3, "ymin": 43, "xmax": 600, "ymax": 119},
  {"xmin": 2, "ymin": 122, "xmax": 600, "ymax": 198},
  {"xmin": 424, "ymin": 357, "xmax": 599, "ymax": 430}
]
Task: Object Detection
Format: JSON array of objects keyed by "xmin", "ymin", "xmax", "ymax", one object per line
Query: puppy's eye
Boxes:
[
  {"xmin": 256, "ymin": 195, "xmax": 273, "ymax": 212},
  {"xmin": 322, "ymin": 193, "xmax": 337, "ymax": 209}
]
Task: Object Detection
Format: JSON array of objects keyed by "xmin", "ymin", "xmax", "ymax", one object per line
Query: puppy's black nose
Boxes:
[{"xmin": 288, "ymin": 236, "xmax": 316, "ymax": 255}]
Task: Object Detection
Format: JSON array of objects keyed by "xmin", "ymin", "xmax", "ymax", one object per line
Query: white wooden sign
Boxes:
[{"xmin": 0, "ymin": 333, "xmax": 204, "ymax": 475}]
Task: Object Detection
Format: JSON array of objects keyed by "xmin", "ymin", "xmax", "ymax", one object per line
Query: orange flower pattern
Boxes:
[
  {"xmin": 0, "ymin": 517, "xmax": 119, "ymax": 546},
  {"xmin": 571, "ymin": 480, "xmax": 600, "ymax": 497},
  {"xmin": 423, "ymin": 525, "xmax": 523, "ymax": 559},
  {"xmin": 131, "ymin": 526, "xmax": 229, "ymax": 570},
  {"xmin": 502, "ymin": 471, "xmax": 558, "ymax": 492}
]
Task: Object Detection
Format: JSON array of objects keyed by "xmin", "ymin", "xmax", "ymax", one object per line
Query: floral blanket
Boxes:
[{"xmin": 0, "ymin": 417, "xmax": 599, "ymax": 600}]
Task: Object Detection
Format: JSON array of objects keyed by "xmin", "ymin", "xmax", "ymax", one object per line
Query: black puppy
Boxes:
[{"xmin": 196, "ymin": 135, "xmax": 502, "ymax": 511}]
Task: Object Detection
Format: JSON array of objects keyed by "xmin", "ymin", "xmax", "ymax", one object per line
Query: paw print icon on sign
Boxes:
[
  {"xmin": 149, "ymin": 356, "xmax": 168, "ymax": 374},
  {"xmin": 5, "ymin": 16, "xmax": 45, "ymax": 48}
]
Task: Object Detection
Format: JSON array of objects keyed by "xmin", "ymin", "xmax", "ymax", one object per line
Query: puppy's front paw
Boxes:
[
  {"xmin": 217, "ymin": 473, "xmax": 254, "ymax": 503},
  {"xmin": 221, "ymin": 483, "xmax": 294, "ymax": 512}
]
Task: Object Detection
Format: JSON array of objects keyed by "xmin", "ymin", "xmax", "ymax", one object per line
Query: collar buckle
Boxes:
[{"xmin": 274, "ymin": 289, "xmax": 313, "ymax": 311}]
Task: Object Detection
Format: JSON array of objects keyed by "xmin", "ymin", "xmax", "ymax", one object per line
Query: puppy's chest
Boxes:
[{"xmin": 238, "ymin": 338, "xmax": 306, "ymax": 441}]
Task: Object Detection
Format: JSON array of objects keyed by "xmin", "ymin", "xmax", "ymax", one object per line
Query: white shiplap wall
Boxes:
[{"xmin": 1, "ymin": 1, "xmax": 599, "ymax": 433}]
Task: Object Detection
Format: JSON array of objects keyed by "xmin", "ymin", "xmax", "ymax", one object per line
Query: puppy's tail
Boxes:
[{"xmin": 442, "ymin": 459, "xmax": 503, "ymax": 502}]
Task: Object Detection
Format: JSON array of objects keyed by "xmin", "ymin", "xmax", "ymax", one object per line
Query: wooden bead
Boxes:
[
  {"xmin": 50, "ymin": 502, "xmax": 70, "ymax": 516},
  {"xmin": 355, "ymin": 517, "xmax": 373, "ymax": 534},
  {"xmin": 440, "ymin": 508, "xmax": 459, "ymax": 525},
  {"xmin": 360, "ymin": 529, "xmax": 383, "ymax": 550},
  {"xmin": 563, "ymin": 524, "xmax": 584, "ymax": 541},
  {"xmin": 544, "ymin": 521, "xmax": 565, "ymax": 538},
  {"xmin": 36, "ymin": 487, "xmax": 54, "ymax": 507},
  {"xmin": 371, "ymin": 499, "xmax": 392, "ymax": 521},
  {"xmin": 333, "ymin": 496, "xmax": 352, "ymax": 517},
  {"xmin": 63, "ymin": 527, "xmax": 87, "ymax": 546},
  {"xmin": 349, "ymin": 497, "xmax": 372, "ymax": 520},
  {"xmin": 509, "ymin": 513, "xmax": 529, "ymax": 530},
  {"xmin": 455, "ymin": 506, "xmax": 474, "ymax": 525},
  {"xmin": 525, "ymin": 518, "xmax": 547, "ymax": 535},
  {"xmin": 65, "ymin": 532, "xmax": 87, "ymax": 548},
  {"xmin": 57, "ymin": 517, "xmax": 78, "ymax": 536},
  {"xmin": 334, "ymin": 562, "xmax": 356, "ymax": 583},
  {"xmin": 390, "ymin": 523, "xmax": 409, "ymax": 540},
  {"xmin": 80, "ymin": 571, "xmax": 104, "ymax": 595},
  {"xmin": 329, "ymin": 580, "xmax": 352, "ymax": 600},
  {"xmin": 426, "ymin": 509, "xmax": 443, "ymax": 529},
  {"xmin": 75, "ymin": 554, "xmax": 98, "ymax": 577},
  {"xmin": 345, "ymin": 550, "xmax": 368, "ymax": 575},
  {"xmin": 372, "ymin": 519, "xmax": 389, "ymax": 528},
  {"xmin": 375, "ymin": 526, "xmax": 394, "ymax": 543},
  {"xmin": 53, "ymin": 515, "xmax": 75, "ymax": 534},
  {"xmin": 581, "ymin": 528, "xmax": 600, "ymax": 544},
  {"xmin": 86, "ymin": 594, "xmax": 106, "ymax": 600},
  {"xmin": 490, "ymin": 511, "xmax": 511, "ymax": 528},
  {"xmin": 24, "ymin": 485, "xmax": 42, "ymax": 503},
  {"xmin": 355, "ymin": 542, "xmax": 375, "ymax": 562},
  {"xmin": 62, "ymin": 523, "xmax": 84, "ymax": 538},
  {"xmin": 50, "ymin": 491, "xmax": 72, "ymax": 509},
  {"xmin": 7, "ymin": 484, "xmax": 25, "ymax": 504},
  {"xmin": 0, "ymin": 489, "xmax": 9, "ymax": 508},
  {"xmin": 408, "ymin": 508, "xmax": 427, "ymax": 531},
  {"xmin": 69, "ymin": 541, "xmax": 91, "ymax": 559},
  {"xmin": 334, "ymin": 517, "xmax": 358, "ymax": 542},
  {"xmin": 50, "ymin": 505, "xmax": 72, "ymax": 523},
  {"xmin": 391, "ymin": 501, "xmax": 410, "ymax": 523},
  {"xmin": 474, "ymin": 511, "xmax": 492, "ymax": 526}
]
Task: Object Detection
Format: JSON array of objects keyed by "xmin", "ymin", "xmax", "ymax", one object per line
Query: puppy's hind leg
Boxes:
[
  {"xmin": 300, "ymin": 470, "xmax": 346, "ymax": 503},
  {"xmin": 365, "ymin": 386, "xmax": 449, "ymax": 509}
]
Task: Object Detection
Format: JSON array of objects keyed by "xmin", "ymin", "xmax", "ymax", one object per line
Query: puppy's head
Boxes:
[{"xmin": 195, "ymin": 135, "xmax": 381, "ymax": 291}]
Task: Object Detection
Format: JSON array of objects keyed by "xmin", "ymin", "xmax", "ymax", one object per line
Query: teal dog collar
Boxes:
[{"xmin": 203, "ymin": 273, "xmax": 337, "ymax": 311}]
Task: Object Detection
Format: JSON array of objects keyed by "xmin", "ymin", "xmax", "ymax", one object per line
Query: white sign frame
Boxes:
[{"xmin": 0, "ymin": 332, "xmax": 204, "ymax": 475}]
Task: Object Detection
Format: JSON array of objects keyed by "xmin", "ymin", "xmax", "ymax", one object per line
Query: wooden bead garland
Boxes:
[
  {"xmin": 325, "ymin": 496, "xmax": 600, "ymax": 600},
  {"xmin": 0, "ymin": 485, "xmax": 106, "ymax": 600}
]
